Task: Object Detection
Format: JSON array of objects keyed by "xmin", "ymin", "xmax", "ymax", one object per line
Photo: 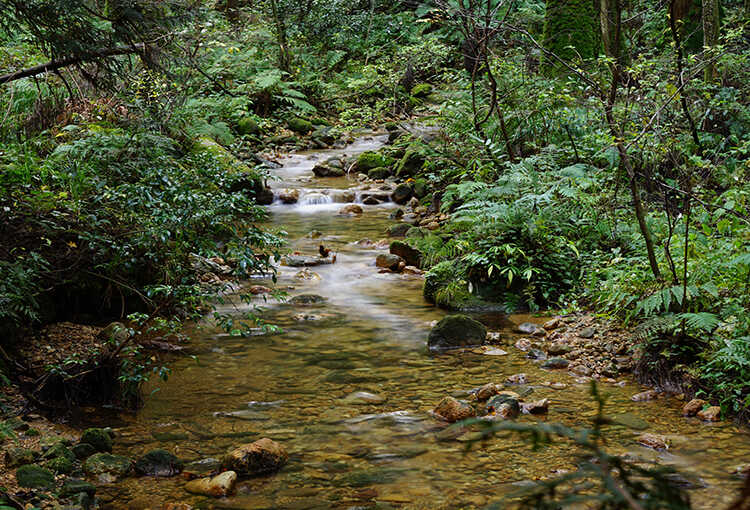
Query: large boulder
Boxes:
[
  {"xmin": 391, "ymin": 183, "xmax": 413, "ymax": 205},
  {"xmin": 135, "ymin": 449, "xmax": 184, "ymax": 477},
  {"xmin": 387, "ymin": 223, "xmax": 411, "ymax": 237},
  {"xmin": 427, "ymin": 315, "xmax": 487, "ymax": 351},
  {"xmin": 389, "ymin": 241, "xmax": 422, "ymax": 268},
  {"xmin": 368, "ymin": 167, "xmax": 391, "ymax": 180},
  {"xmin": 312, "ymin": 163, "xmax": 345, "ymax": 177},
  {"xmin": 237, "ymin": 117, "xmax": 261, "ymax": 136},
  {"xmin": 220, "ymin": 438, "xmax": 288, "ymax": 476},
  {"xmin": 433, "ymin": 397, "xmax": 476, "ymax": 423},
  {"xmin": 355, "ymin": 151, "xmax": 388, "ymax": 171},
  {"xmin": 184, "ymin": 471, "xmax": 237, "ymax": 497}
]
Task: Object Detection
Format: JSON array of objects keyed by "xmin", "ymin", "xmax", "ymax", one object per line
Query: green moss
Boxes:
[
  {"xmin": 236, "ymin": 117, "xmax": 261, "ymax": 136},
  {"xmin": 287, "ymin": 117, "xmax": 314, "ymax": 134},
  {"xmin": 16, "ymin": 464, "xmax": 55, "ymax": 489},
  {"xmin": 410, "ymin": 83, "xmax": 432, "ymax": 98},
  {"xmin": 45, "ymin": 455, "xmax": 73, "ymax": 474},
  {"xmin": 356, "ymin": 151, "xmax": 391, "ymax": 171},
  {"xmin": 79, "ymin": 428, "xmax": 113, "ymax": 453},
  {"xmin": 413, "ymin": 178, "xmax": 428, "ymax": 199},
  {"xmin": 368, "ymin": 167, "xmax": 391, "ymax": 180},
  {"xmin": 541, "ymin": 0, "xmax": 601, "ymax": 73},
  {"xmin": 395, "ymin": 144, "xmax": 426, "ymax": 177}
]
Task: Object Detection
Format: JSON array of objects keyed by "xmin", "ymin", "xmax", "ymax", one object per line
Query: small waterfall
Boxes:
[{"xmin": 302, "ymin": 192, "xmax": 333, "ymax": 205}]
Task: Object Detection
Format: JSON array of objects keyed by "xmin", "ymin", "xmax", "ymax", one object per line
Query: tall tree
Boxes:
[
  {"xmin": 269, "ymin": 0, "xmax": 292, "ymax": 73},
  {"xmin": 541, "ymin": 0, "xmax": 601, "ymax": 73},
  {"xmin": 702, "ymin": 0, "xmax": 720, "ymax": 82}
]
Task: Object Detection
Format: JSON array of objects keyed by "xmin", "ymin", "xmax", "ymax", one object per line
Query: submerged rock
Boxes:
[
  {"xmin": 433, "ymin": 396, "xmax": 476, "ymax": 423},
  {"xmin": 339, "ymin": 204, "xmax": 364, "ymax": 215},
  {"xmin": 389, "ymin": 241, "xmax": 422, "ymax": 268},
  {"xmin": 289, "ymin": 294, "xmax": 326, "ymax": 305},
  {"xmin": 221, "ymin": 438, "xmax": 288, "ymax": 476},
  {"xmin": 631, "ymin": 390, "xmax": 660, "ymax": 402},
  {"xmin": 475, "ymin": 383, "xmax": 500, "ymax": 401},
  {"xmin": 427, "ymin": 315, "xmax": 487, "ymax": 351},
  {"xmin": 506, "ymin": 373, "xmax": 528, "ymax": 385},
  {"xmin": 521, "ymin": 398, "xmax": 550, "ymax": 415},
  {"xmin": 277, "ymin": 188, "xmax": 300, "ymax": 204},
  {"xmin": 637, "ymin": 433, "xmax": 669, "ymax": 450},
  {"xmin": 184, "ymin": 471, "xmax": 237, "ymax": 497},
  {"xmin": 516, "ymin": 322, "xmax": 542, "ymax": 335},
  {"xmin": 83, "ymin": 453, "xmax": 132, "ymax": 478},
  {"xmin": 135, "ymin": 449, "xmax": 184, "ymax": 477},
  {"xmin": 485, "ymin": 395, "xmax": 520, "ymax": 419},
  {"xmin": 541, "ymin": 358, "xmax": 569, "ymax": 369}
]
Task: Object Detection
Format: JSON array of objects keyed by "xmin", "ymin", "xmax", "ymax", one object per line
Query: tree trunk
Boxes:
[
  {"xmin": 269, "ymin": 0, "xmax": 291, "ymax": 73},
  {"xmin": 541, "ymin": 0, "xmax": 601, "ymax": 73},
  {"xmin": 702, "ymin": 0, "xmax": 719, "ymax": 82}
]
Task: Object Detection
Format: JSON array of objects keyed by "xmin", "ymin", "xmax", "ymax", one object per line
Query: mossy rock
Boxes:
[
  {"xmin": 412, "ymin": 178, "xmax": 428, "ymax": 199},
  {"xmin": 83, "ymin": 453, "xmax": 132, "ymax": 477},
  {"xmin": 395, "ymin": 144, "xmax": 426, "ymax": 177},
  {"xmin": 237, "ymin": 117, "xmax": 261, "ymax": 136},
  {"xmin": 287, "ymin": 117, "xmax": 314, "ymax": 134},
  {"xmin": 44, "ymin": 442, "xmax": 76, "ymax": 463},
  {"xmin": 387, "ymin": 223, "xmax": 412, "ymax": 237},
  {"xmin": 411, "ymin": 83, "xmax": 433, "ymax": 98},
  {"xmin": 267, "ymin": 134, "xmax": 298, "ymax": 145},
  {"xmin": 4, "ymin": 446, "xmax": 37, "ymax": 468},
  {"xmin": 71, "ymin": 443, "xmax": 96, "ymax": 460},
  {"xmin": 60, "ymin": 479, "xmax": 96, "ymax": 497},
  {"xmin": 135, "ymin": 449, "xmax": 184, "ymax": 477},
  {"xmin": 368, "ymin": 167, "xmax": 391, "ymax": 180},
  {"xmin": 391, "ymin": 183, "xmax": 413, "ymax": 205},
  {"xmin": 427, "ymin": 315, "xmax": 487, "ymax": 351},
  {"xmin": 356, "ymin": 151, "xmax": 388, "ymax": 171},
  {"xmin": 406, "ymin": 226, "xmax": 429, "ymax": 239},
  {"xmin": 389, "ymin": 241, "xmax": 422, "ymax": 268},
  {"xmin": 16, "ymin": 464, "xmax": 55, "ymax": 489},
  {"xmin": 45, "ymin": 455, "xmax": 74, "ymax": 475},
  {"xmin": 79, "ymin": 428, "xmax": 113, "ymax": 453}
]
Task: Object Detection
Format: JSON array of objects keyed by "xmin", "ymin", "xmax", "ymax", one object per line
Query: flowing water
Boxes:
[{"xmin": 94, "ymin": 134, "xmax": 750, "ymax": 509}]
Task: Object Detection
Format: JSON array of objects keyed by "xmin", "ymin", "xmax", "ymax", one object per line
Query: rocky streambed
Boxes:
[{"xmin": 6, "ymin": 132, "xmax": 750, "ymax": 509}]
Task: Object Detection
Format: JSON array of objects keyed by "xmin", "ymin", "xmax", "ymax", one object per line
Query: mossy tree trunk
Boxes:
[
  {"xmin": 702, "ymin": 0, "xmax": 719, "ymax": 82},
  {"xmin": 541, "ymin": 0, "xmax": 601, "ymax": 73},
  {"xmin": 269, "ymin": 0, "xmax": 291, "ymax": 73}
]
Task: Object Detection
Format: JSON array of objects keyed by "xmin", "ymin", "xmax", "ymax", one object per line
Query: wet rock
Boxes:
[
  {"xmin": 527, "ymin": 348, "xmax": 547, "ymax": 360},
  {"xmin": 391, "ymin": 183, "xmax": 413, "ymax": 205},
  {"xmin": 475, "ymin": 383, "xmax": 500, "ymax": 401},
  {"xmin": 543, "ymin": 318, "xmax": 561, "ymax": 330},
  {"xmin": 221, "ymin": 438, "xmax": 288, "ymax": 476},
  {"xmin": 344, "ymin": 391, "xmax": 386, "ymax": 404},
  {"xmin": 60, "ymin": 479, "xmax": 96, "ymax": 498},
  {"xmin": 514, "ymin": 338, "xmax": 532, "ymax": 351},
  {"xmin": 682, "ymin": 398, "xmax": 708, "ymax": 417},
  {"xmin": 294, "ymin": 268, "xmax": 321, "ymax": 281},
  {"xmin": 570, "ymin": 364, "xmax": 592, "ymax": 376},
  {"xmin": 339, "ymin": 204, "xmax": 363, "ymax": 215},
  {"xmin": 697, "ymin": 406, "xmax": 721, "ymax": 422},
  {"xmin": 637, "ymin": 433, "xmax": 669, "ymax": 450},
  {"xmin": 362, "ymin": 196, "xmax": 380, "ymax": 205},
  {"xmin": 433, "ymin": 397, "xmax": 476, "ymax": 423},
  {"xmin": 80, "ymin": 427, "xmax": 113, "ymax": 453},
  {"xmin": 4, "ymin": 447, "xmax": 36, "ymax": 468},
  {"xmin": 368, "ymin": 167, "xmax": 390, "ymax": 180},
  {"xmin": 426, "ymin": 221, "xmax": 440, "ymax": 230},
  {"xmin": 389, "ymin": 241, "xmax": 422, "ymax": 267},
  {"xmin": 541, "ymin": 358, "xmax": 569, "ymax": 369},
  {"xmin": 506, "ymin": 373, "xmax": 528, "ymax": 384},
  {"xmin": 72, "ymin": 443, "xmax": 96, "ymax": 460},
  {"xmin": 277, "ymin": 189, "xmax": 300, "ymax": 204},
  {"xmin": 83, "ymin": 453, "xmax": 133, "ymax": 478},
  {"xmin": 631, "ymin": 390, "xmax": 660, "ymax": 402},
  {"xmin": 428, "ymin": 314, "xmax": 487, "ymax": 351},
  {"xmin": 547, "ymin": 342, "xmax": 572, "ymax": 356},
  {"xmin": 579, "ymin": 327, "xmax": 596, "ymax": 338},
  {"xmin": 516, "ymin": 322, "xmax": 542, "ymax": 335},
  {"xmin": 521, "ymin": 398, "xmax": 549, "ymax": 415},
  {"xmin": 249, "ymin": 285, "xmax": 272, "ymax": 294},
  {"xmin": 387, "ymin": 223, "xmax": 412, "ymax": 237},
  {"xmin": 289, "ymin": 294, "xmax": 326, "ymax": 305},
  {"xmin": 135, "ymin": 449, "xmax": 184, "ymax": 477},
  {"xmin": 98, "ymin": 322, "xmax": 129, "ymax": 343},
  {"xmin": 482, "ymin": 347, "xmax": 508, "ymax": 356},
  {"xmin": 184, "ymin": 471, "xmax": 237, "ymax": 497},
  {"xmin": 376, "ymin": 253, "xmax": 403, "ymax": 271},
  {"xmin": 390, "ymin": 209, "xmax": 404, "ymax": 220},
  {"xmin": 16, "ymin": 464, "xmax": 55, "ymax": 489},
  {"xmin": 485, "ymin": 395, "xmax": 520, "ymax": 419},
  {"xmin": 402, "ymin": 265, "xmax": 424, "ymax": 275},
  {"xmin": 356, "ymin": 151, "xmax": 389, "ymax": 171}
]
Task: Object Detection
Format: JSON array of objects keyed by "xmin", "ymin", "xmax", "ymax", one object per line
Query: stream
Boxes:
[{"xmin": 93, "ymin": 133, "xmax": 749, "ymax": 509}]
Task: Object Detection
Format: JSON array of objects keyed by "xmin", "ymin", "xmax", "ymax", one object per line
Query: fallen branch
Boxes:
[{"xmin": 0, "ymin": 44, "xmax": 145, "ymax": 85}]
